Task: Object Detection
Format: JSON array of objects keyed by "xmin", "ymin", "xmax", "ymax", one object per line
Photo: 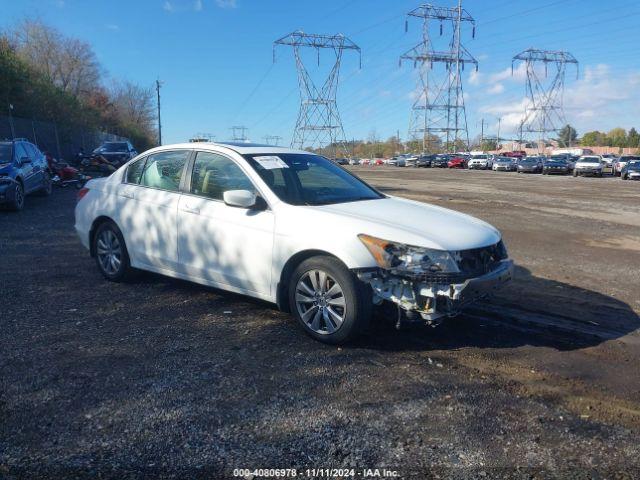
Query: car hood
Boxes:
[
  {"xmin": 576, "ymin": 162, "xmax": 600, "ymax": 166},
  {"xmin": 305, "ymin": 196, "xmax": 501, "ymax": 251}
]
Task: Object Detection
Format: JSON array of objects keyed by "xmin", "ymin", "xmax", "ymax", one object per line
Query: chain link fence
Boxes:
[{"xmin": 1, "ymin": 114, "xmax": 129, "ymax": 160}]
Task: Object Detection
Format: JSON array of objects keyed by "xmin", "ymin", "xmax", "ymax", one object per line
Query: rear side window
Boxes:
[
  {"xmin": 139, "ymin": 150, "xmax": 189, "ymax": 192},
  {"xmin": 0, "ymin": 144, "xmax": 12, "ymax": 163},
  {"xmin": 191, "ymin": 152, "xmax": 255, "ymax": 200},
  {"xmin": 126, "ymin": 156, "xmax": 147, "ymax": 184}
]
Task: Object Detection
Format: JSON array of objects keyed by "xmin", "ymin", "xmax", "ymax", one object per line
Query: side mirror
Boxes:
[
  {"xmin": 20, "ymin": 156, "xmax": 32, "ymax": 165},
  {"xmin": 223, "ymin": 189, "xmax": 257, "ymax": 209}
]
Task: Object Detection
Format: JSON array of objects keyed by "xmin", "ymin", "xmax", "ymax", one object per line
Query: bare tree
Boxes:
[
  {"xmin": 110, "ymin": 80, "xmax": 156, "ymax": 132},
  {"xmin": 10, "ymin": 19, "xmax": 100, "ymax": 97}
]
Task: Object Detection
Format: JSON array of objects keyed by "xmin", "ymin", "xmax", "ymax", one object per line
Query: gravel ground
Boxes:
[{"xmin": 1, "ymin": 168, "xmax": 639, "ymax": 479}]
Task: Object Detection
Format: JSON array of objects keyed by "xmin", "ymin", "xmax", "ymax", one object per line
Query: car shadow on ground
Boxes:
[
  {"xmin": 129, "ymin": 263, "xmax": 639, "ymax": 354},
  {"xmin": 354, "ymin": 265, "xmax": 640, "ymax": 352}
]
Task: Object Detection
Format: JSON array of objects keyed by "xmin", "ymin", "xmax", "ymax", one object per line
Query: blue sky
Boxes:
[{"xmin": 1, "ymin": 0, "xmax": 639, "ymax": 145}]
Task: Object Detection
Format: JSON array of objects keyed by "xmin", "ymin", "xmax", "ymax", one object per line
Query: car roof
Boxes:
[{"xmin": 141, "ymin": 141, "xmax": 313, "ymax": 156}]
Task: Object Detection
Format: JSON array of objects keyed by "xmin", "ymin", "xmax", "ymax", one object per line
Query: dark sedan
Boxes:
[
  {"xmin": 92, "ymin": 141, "xmax": 137, "ymax": 167},
  {"xmin": 621, "ymin": 160, "xmax": 640, "ymax": 180},
  {"xmin": 542, "ymin": 159, "xmax": 571, "ymax": 175},
  {"xmin": 416, "ymin": 155, "xmax": 434, "ymax": 167},
  {"xmin": 517, "ymin": 157, "xmax": 544, "ymax": 174},
  {"xmin": 432, "ymin": 155, "xmax": 450, "ymax": 168}
]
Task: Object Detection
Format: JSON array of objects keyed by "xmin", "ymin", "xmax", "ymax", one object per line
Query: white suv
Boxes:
[{"xmin": 75, "ymin": 143, "xmax": 513, "ymax": 344}]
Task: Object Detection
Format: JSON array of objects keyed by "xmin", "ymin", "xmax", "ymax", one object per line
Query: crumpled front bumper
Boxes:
[{"xmin": 356, "ymin": 259, "xmax": 514, "ymax": 322}]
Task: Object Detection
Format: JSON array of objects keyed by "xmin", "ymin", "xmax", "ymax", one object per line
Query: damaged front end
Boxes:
[{"xmin": 355, "ymin": 235, "xmax": 513, "ymax": 326}]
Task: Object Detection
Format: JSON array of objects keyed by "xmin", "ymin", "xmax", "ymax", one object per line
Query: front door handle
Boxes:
[{"xmin": 182, "ymin": 205, "xmax": 200, "ymax": 214}]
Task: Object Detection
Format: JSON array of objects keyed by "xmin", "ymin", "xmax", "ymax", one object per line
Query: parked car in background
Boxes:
[
  {"xmin": 416, "ymin": 155, "xmax": 433, "ymax": 167},
  {"xmin": 467, "ymin": 153, "xmax": 491, "ymax": 170},
  {"xmin": 75, "ymin": 142, "xmax": 513, "ymax": 344},
  {"xmin": 93, "ymin": 141, "xmax": 138, "ymax": 167},
  {"xmin": 620, "ymin": 160, "xmax": 640, "ymax": 180},
  {"xmin": 388, "ymin": 156, "xmax": 406, "ymax": 167},
  {"xmin": 348, "ymin": 158, "xmax": 360, "ymax": 165},
  {"xmin": 492, "ymin": 157, "xmax": 517, "ymax": 172},
  {"xmin": 333, "ymin": 158, "xmax": 349, "ymax": 165},
  {"xmin": 404, "ymin": 155, "xmax": 420, "ymax": 167},
  {"xmin": 614, "ymin": 155, "xmax": 640, "ymax": 176},
  {"xmin": 502, "ymin": 151, "xmax": 527, "ymax": 159},
  {"xmin": 374, "ymin": 158, "xmax": 385, "ymax": 166},
  {"xmin": 0, "ymin": 139, "xmax": 52, "ymax": 210},
  {"xmin": 447, "ymin": 156, "xmax": 466, "ymax": 169},
  {"xmin": 542, "ymin": 158, "xmax": 571, "ymax": 175},
  {"xmin": 573, "ymin": 156, "xmax": 603, "ymax": 177},
  {"xmin": 517, "ymin": 157, "xmax": 544, "ymax": 174},
  {"xmin": 601, "ymin": 153, "xmax": 617, "ymax": 173},
  {"xmin": 360, "ymin": 158, "xmax": 371, "ymax": 166},
  {"xmin": 432, "ymin": 154, "xmax": 450, "ymax": 168}
]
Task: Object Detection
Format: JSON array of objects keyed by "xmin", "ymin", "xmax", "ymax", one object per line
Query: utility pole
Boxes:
[
  {"xmin": 8, "ymin": 103, "xmax": 15, "ymax": 139},
  {"xmin": 273, "ymin": 31, "xmax": 360, "ymax": 158},
  {"xmin": 156, "ymin": 79, "xmax": 163, "ymax": 146},
  {"xmin": 480, "ymin": 118, "xmax": 484, "ymax": 147},
  {"xmin": 401, "ymin": 2, "xmax": 477, "ymax": 154},
  {"xmin": 497, "ymin": 117, "xmax": 501, "ymax": 149}
]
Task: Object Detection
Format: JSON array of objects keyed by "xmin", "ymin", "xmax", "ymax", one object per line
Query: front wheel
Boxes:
[
  {"xmin": 8, "ymin": 182, "xmax": 24, "ymax": 211},
  {"xmin": 289, "ymin": 256, "xmax": 371, "ymax": 344}
]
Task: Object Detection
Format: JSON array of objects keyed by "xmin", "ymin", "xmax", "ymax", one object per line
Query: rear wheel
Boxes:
[
  {"xmin": 93, "ymin": 221, "xmax": 134, "ymax": 282},
  {"xmin": 289, "ymin": 256, "xmax": 371, "ymax": 344},
  {"xmin": 37, "ymin": 172, "xmax": 52, "ymax": 196}
]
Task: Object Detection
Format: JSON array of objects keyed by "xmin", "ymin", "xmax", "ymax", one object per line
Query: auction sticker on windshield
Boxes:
[{"xmin": 254, "ymin": 156, "xmax": 289, "ymax": 169}]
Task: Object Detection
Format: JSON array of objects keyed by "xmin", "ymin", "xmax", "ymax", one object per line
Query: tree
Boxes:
[
  {"xmin": 557, "ymin": 124, "xmax": 577, "ymax": 147},
  {"xmin": 580, "ymin": 130, "xmax": 606, "ymax": 146},
  {"xmin": 607, "ymin": 128, "xmax": 627, "ymax": 148},
  {"xmin": 627, "ymin": 128, "xmax": 639, "ymax": 148},
  {"xmin": 480, "ymin": 139, "xmax": 498, "ymax": 151},
  {"xmin": 10, "ymin": 19, "xmax": 100, "ymax": 98}
]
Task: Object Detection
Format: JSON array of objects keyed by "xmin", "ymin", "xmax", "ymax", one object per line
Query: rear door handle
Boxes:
[{"xmin": 182, "ymin": 205, "xmax": 200, "ymax": 214}]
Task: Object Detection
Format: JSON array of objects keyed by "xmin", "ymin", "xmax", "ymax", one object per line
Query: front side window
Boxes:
[
  {"xmin": 244, "ymin": 153, "xmax": 384, "ymax": 206},
  {"xmin": 191, "ymin": 152, "xmax": 256, "ymax": 200},
  {"xmin": 14, "ymin": 144, "xmax": 28, "ymax": 163},
  {"xmin": 125, "ymin": 156, "xmax": 147, "ymax": 184},
  {"xmin": 139, "ymin": 150, "xmax": 189, "ymax": 191}
]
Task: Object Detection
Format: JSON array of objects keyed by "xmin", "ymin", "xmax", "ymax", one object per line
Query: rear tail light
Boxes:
[{"xmin": 77, "ymin": 187, "xmax": 89, "ymax": 202}]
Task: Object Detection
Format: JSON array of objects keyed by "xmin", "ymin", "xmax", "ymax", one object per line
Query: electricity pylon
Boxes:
[
  {"xmin": 512, "ymin": 48, "xmax": 578, "ymax": 151},
  {"xmin": 401, "ymin": 1, "xmax": 477, "ymax": 153},
  {"xmin": 274, "ymin": 31, "xmax": 360, "ymax": 157},
  {"xmin": 263, "ymin": 135, "xmax": 282, "ymax": 146},
  {"xmin": 230, "ymin": 125, "xmax": 249, "ymax": 142}
]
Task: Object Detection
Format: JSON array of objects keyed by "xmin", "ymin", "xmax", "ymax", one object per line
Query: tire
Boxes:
[
  {"xmin": 37, "ymin": 172, "xmax": 52, "ymax": 196},
  {"xmin": 288, "ymin": 255, "xmax": 371, "ymax": 344},
  {"xmin": 7, "ymin": 182, "xmax": 25, "ymax": 211},
  {"xmin": 92, "ymin": 221, "xmax": 134, "ymax": 282}
]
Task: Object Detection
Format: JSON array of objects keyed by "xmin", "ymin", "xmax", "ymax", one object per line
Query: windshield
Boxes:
[
  {"xmin": 0, "ymin": 144, "xmax": 12, "ymax": 164},
  {"xmin": 97, "ymin": 142, "xmax": 128, "ymax": 153},
  {"xmin": 244, "ymin": 153, "xmax": 384, "ymax": 206},
  {"xmin": 578, "ymin": 157, "xmax": 600, "ymax": 163},
  {"xmin": 627, "ymin": 161, "xmax": 640, "ymax": 167},
  {"xmin": 520, "ymin": 158, "xmax": 539, "ymax": 164}
]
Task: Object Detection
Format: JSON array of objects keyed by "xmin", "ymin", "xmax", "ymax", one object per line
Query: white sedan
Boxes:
[{"xmin": 75, "ymin": 142, "xmax": 513, "ymax": 344}]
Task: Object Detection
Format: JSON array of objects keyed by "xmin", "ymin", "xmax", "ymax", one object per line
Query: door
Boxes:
[
  {"xmin": 14, "ymin": 143, "xmax": 36, "ymax": 193},
  {"xmin": 123, "ymin": 150, "xmax": 190, "ymax": 271},
  {"xmin": 177, "ymin": 151, "xmax": 274, "ymax": 295}
]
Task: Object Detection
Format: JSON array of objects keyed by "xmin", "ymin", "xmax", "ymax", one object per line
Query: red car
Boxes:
[
  {"xmin": 374, "ymin": 159, "xmax": 385, "ymax": 166},
  {"xmin": 447, "ymin": 156, "xmax": 466, "ymax": 169}
]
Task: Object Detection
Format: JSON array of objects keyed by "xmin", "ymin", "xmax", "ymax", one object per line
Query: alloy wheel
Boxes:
[
  {"xmin": 295, "ymin": 270, "xmax": 346, "ymax": 335},
  {"xmin": 96, "ymin": 229, "xmax": 122, "ymax": 276}
]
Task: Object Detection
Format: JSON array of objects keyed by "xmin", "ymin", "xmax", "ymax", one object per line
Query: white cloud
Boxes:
[
  {"xmin": 487, "ymin": 83, "xmax": 504, "ymax": 95},
  {"xmin": 194, "ymin": 0, "xmax": 203, "ymax": 10},
  {"xmin": 163, "ymin": 1, "xmax": 174, "ymax": 12},
  {"xmin": 468, "ymin": 69, "xmax": 482, "ymax": 86},
  {"xmin": 488, "ymin": 62, "xmax": 527, "ymax": 83},
  {"xmin": 54, "ymin": 0, "xmax": 65, "ymax": 7},
  {"xmin": 105, "ymin": 24, "xmax": 120, "ymax": 31},
  {"xmin": 215, "ymin": 0, "xmax": 237, "ymax": 8}
]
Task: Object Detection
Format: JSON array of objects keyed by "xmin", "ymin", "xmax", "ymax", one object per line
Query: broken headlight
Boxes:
[{"xmin": 358, "ymin": 234, "xmax": 460, "ymax": 274}]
